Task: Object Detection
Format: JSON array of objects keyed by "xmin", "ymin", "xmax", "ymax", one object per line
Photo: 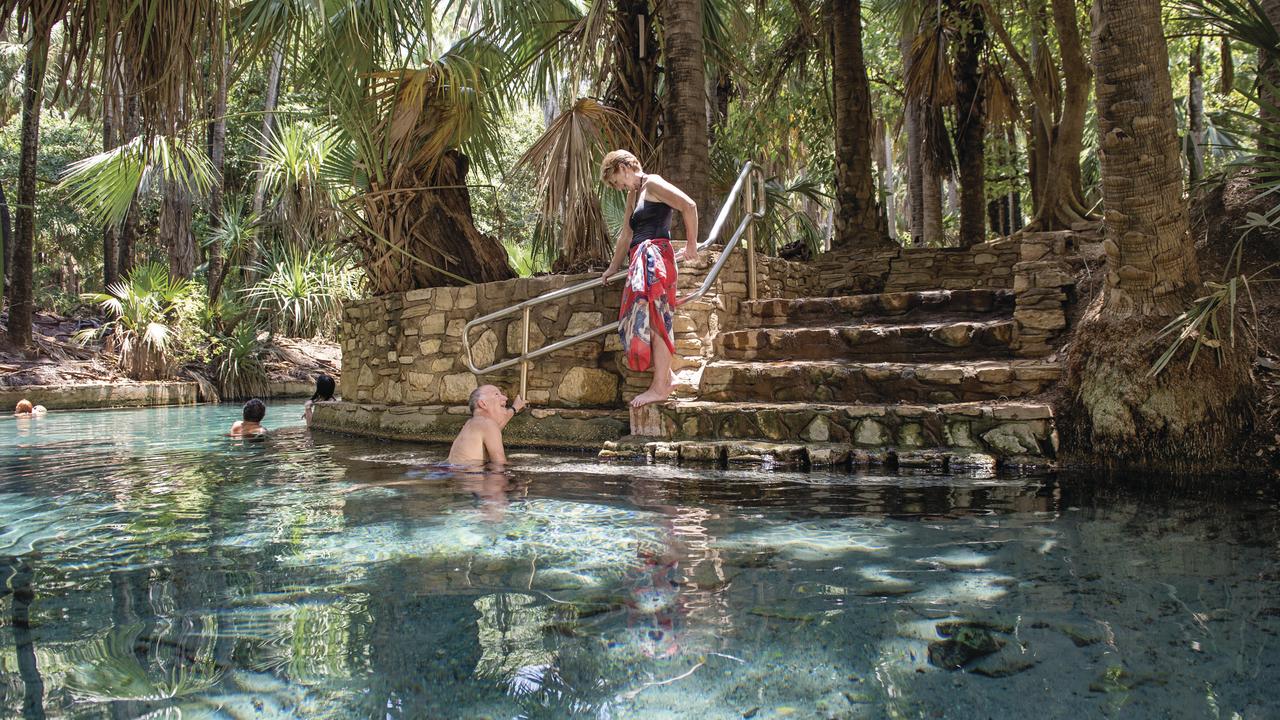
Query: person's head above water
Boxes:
[
  {"xmin": 468, "ymin": 385, "xmax": 510, "ymax": 418},
  {"xmin": 242, "ymin": 398, "xmax": 266, "ymax": 423},
  {"xmin": 15, "ymin": 399, "xmax": 33, "ymax": 415},
  {"xmin": 312, "ymin": 374, "xmax": 336, "ymax": 402},
  {"xmin": 601, "ymin": 149, "xmax": 645, "ymax": 192}
]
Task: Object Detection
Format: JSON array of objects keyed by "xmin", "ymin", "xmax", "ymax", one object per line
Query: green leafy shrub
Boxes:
[
  {"xmin": 244, "ymin": 244, "xmax": 362, "ymax": 338},
  {"xmin": 75, "ymin": 262, "xmax": 195, "ymax": 380}
]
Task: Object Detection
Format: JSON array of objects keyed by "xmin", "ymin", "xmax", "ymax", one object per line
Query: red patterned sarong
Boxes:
[{"xmin": 619, "ymin": 238, "xmax": 677, "ymax": 372}]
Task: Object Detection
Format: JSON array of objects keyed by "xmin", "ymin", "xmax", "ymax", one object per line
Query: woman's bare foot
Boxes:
[{"xmin": 630, "ymin": 371, "xmax": 676, "ymax": 408}]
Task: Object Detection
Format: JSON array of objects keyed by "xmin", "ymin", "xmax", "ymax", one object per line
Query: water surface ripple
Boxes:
[{"xmin": 1, "ymin": 403, "xmax": 1278, "ymax": 719}]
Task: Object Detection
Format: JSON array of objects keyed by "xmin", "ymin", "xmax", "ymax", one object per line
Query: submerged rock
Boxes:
[{"xmin": 926, "ymin": 623, "xmax": 1005, "ymax": 670}]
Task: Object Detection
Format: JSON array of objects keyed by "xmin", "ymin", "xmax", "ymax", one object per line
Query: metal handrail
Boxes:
[{"xmin": 462, "ymin": 161, "xmax": 768, "ymax": 396}]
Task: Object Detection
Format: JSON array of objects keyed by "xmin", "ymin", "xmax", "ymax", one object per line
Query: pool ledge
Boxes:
[
  {"xmin": 0, "ymin": 381, "xmax": 200, "ymax": 410},
  {"xmin": 310, "ymin": 400, "xmax": 629, "ymax": 449}
]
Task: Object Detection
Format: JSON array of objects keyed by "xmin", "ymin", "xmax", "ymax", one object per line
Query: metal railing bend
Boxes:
[{"xmin": 462, "ymin": 161, "xmax": 767, "ymax": 397}]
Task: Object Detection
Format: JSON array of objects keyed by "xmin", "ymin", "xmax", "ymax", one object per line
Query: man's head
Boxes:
[
  {"xmin": 14, "ymin": 399, "xmax": 32, "ymax": 415},
  {"xmin": 468, "ymin": 384, "xmax": 508, "ymax": 417},
  {"xmin": 242, "ymin": 398, "xmax": 266, "ymax": 423}
]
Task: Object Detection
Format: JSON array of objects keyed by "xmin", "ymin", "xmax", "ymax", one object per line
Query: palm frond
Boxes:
[
  {"xmin": 60, "ymin": 134, "xmax": 215, "ymax": 227},
  {"xmin": 515, "ymin": 97, "xmax": 642, "ymax": 266}
]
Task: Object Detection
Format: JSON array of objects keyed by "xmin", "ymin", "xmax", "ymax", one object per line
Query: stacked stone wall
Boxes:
[
  {"xmin": 816, "ymin": 238, "xmax": 1024, "ymax": 294},
  {"xmin": 337, "ymin": 248, "xmax": 812, "ymax": 411}
]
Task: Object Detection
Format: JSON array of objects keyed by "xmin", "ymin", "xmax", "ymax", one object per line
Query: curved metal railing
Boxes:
[{"xmin": 462, "ymin": 161, "xmax": 767, "ymax": 396}]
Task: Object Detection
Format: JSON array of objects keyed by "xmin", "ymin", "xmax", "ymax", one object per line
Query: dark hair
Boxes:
[
  {"xmin": 312, "ymin": 374, "xmax": 336, "ymax": 402},
  {"xmin": 242, "ymin": 398, "xmax": 266, "ymax": 422}
]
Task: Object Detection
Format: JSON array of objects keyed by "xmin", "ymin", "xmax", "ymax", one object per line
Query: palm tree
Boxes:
[
  {"xmin": 0, "ymin": 0, "xmax": 226, "ymax": 345},
  {"xmin": 949, "ymin": 0, "xmax": 986, "ymax": 247},
  {"xmin": 662, "ymin": 0, "xmax": 711, "ymax": 220},
  {"xmin": 1, "ymin": 0, "xmax": 59, "ymax": 347},
  {"xmin": 1068, "ymin": 0, "xmax": 1252, "ymax": 469},
  {"xmin": 979, "ymin": 0, "xmax": 1096, "ymax": 230},
  {"xmin": 832, "ymin": 0, "xmax": 889, "ymax": 248}
]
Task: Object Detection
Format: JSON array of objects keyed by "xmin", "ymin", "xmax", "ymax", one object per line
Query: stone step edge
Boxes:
[
  {"xmin": 721, "ymin": 318, "xmax": 1016, "ymax": 335},
  {"xmin": 700, "ymin": 358, "xmax": 1062, "ymax": 374},
  {"xmin": 598, "ymin": 437, "xmax": 1053, "ymax": 471},
  {"xmin": 742, "ymin": 289, "xmax": 1017, "ymax": 319},
  {"xmin": 659, "ymin": 400, "xmax": 1054, "ymax": 420}
]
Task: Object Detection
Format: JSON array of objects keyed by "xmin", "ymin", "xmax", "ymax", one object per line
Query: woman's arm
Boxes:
[
  {"xmin": 602, "ymin": 189, "xmax": 638, "ymax": 280},
  {"xmin": 644, "ymin": 175, "xmax": 699, "ymax": 259}
]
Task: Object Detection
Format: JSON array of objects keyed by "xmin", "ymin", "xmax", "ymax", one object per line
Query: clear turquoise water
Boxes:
[{"xmin": 1, "ymin": 403, "xmax": 1278, "ymax": 719}]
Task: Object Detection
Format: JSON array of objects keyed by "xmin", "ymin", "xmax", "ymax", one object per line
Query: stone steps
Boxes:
[
  {"xmin": 601, "ymin": 437, "xmax": 1007, "ymax": 471},
  {"xmin": 631, "ymin": 400, "xmax": 1056, "ymax": 463},
  {"xmin": 743, "ymin": 289, "xmax": 1015, "ymax": 326},
  {"xmin": 717, "ymin": 319, "xmax": 1015, "ymax": 361},
  {"xmin": 696, "ymin": 359, "xmax": 1061, "ymax": 404}
]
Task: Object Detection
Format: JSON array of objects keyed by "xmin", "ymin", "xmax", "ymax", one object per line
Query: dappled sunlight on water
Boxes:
[{"xmin": 1, "ymin": 403, "xmax": 1279, "ymax": 718}]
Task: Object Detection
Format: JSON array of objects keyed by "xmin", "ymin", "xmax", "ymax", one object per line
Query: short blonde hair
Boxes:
[
  {"xmin": 600, "ymin": 149, "xmax": 642, "ymax": 183},
  {"xmin": 15, "ymin": 399, "xmax": 32, "ymax": 414}
]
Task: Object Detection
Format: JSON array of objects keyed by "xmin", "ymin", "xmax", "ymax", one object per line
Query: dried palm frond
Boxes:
[
  {"xmin": 984, "ymin": 59, "xmax": 1021, "ymax": 128},
  {"xmin": 0, "ymin": 0, "xmax": 229, "ymax": 136},
  {"xmin": 904, "ymin": 21, "xmax": 956, "ymax": 109},
  {"xmin": 516, "ymin": 97, "xmax": 642, "ymax": 267}
]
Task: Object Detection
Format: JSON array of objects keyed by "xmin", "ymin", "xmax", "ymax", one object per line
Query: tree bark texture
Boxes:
[
  {"xmin": 660, "ymin": 0, "xmax": 710, "ymax": 224},
  {"xmin": 7, "ymin": 22, "xmax": 51, "ymax": 347},
  {"xmin": 1060, "ymin": 0, "xmax": 1254, "ymax": 473},
  {"xmin": 248, "ymin": 46, "xmax": 285, "ymax": 279},
  {"xmin": 950, "ymin": 0, "xmax": 987, "ymax": 247},
  {"xmin": 922, "ymin": 161, "xmax": 944, "ymax": 245},
  {"xmin": 901, "ymin": 32, "xmax": 925, "ymax": 245},
  {"xmin": 1091, "ymin": 0, "xmax": 1198, "ymax": 314},
  {"xmin": 1, "ymin": 183, "xmax": 12, "ymax": 308},
  {"xmin": 162, "ymin": 180, "xmax": 196, "ymax": 279},
  {"xmin": 1259, "ymin": 0, "xmax": 1280, "ymax": 150},
  {"xmin": 607, "ymin": 0, "xmax": 662, "ymax": 154},
  {"xmin": 1188, "ymin": 38, "xmax": 1205, "ymax": 184},
  {"xmin": 355, "ymin": 151, "xmax": 513, "ymax": 293},
  {"xmin": 1033, "ymin": 0, "xmax": 1094, "ymax": 228},
  {"xmin": 207, "ymin": 39, "xmax": 230, "ymax": 303},
  {"xmin": 102, "ymin": 94, "xmax": 118, "ymax": 288},
  {"xmin": 832, "ymin": 0, "xmax": 889, "ymax": 249},
  {"xmin": 874, "ymin": 117, "xmax": 897, "ymax": 240}
]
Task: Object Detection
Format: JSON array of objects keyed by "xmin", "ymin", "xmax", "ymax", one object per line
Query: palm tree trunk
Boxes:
[
  {"xmin": 207, "ymin": 40, "xmax": 230, "ymax": 303},
  {"xmin": 661, "ymin": 0, "xmax": 710, "ymax": 224},
  {"xmin": 922, "ymin": 165, "xmax": 944, "ymax": 245},
  {"xmin": 875, "ymin": 118, "xmax": 897, "ymax": 240},
  {"xmin": 1, "ymin": 183, "xmax": 12, "ymax": 307},
  {"xmin": 1063, "ymin": 0, "xmax": 1253, "ymax": 472},
  {"xmin": 7, "ymin": 23, "xmax": 52, "ymax": 348},
  {"xmin": 248, "ymin": 46, "xmax": 284, "ymax": 279},
  {"xmin": 1093, "ymin": 0, "xmax": 1198, "ymax": 313},
  {"xmin": 607, "ymin": 0, "xmax": 662, "ymax": 153},
  {"xmin": 117, "ymin": 63, "xmax": 141, "ymax": 280},
  {"xmin": 1188, "ymin": 37, "xmax": 1205, "ymax": 184},
  {"xmin": 103, "ymin": 107, "xmax": 119, "ymax": 288},
  {"xmin": 832, "ymin": 0, "xmax": 888, "ymax": 249},
  {"xmin": 900, "ymin": 30, "xmax": 925, "ymax": 245},
  {"xmin": 1259, "ymin": 0, "xmax": 1280, "ymax": 150},
  {"xmin": 950, "ymin": 0, "xmax": 987, "ymax": 247},
  {"xmin": 163, "ymin": 181, "xmax": 196, "ymax": 279}
]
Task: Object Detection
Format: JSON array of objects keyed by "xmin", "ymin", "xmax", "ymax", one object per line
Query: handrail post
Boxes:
[
  {"xmin": 745, "ymin": 169, "xmax": 758, "ymax": 301},
  {"xmin": 520, "ymin": 306, "xmax": 531, "ymax": 399}
]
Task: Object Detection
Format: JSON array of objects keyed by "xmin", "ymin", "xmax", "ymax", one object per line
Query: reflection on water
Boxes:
[{"xmin": 1, "ymin": 404, "xmax": 1279, "ymax": 718}]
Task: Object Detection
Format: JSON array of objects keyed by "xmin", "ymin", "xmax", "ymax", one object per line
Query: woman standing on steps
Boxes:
[{"xmin": 599, "ymin": 150, "xmax": 699, "ymax": 408}]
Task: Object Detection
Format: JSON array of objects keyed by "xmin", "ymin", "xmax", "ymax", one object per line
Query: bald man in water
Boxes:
[{"xmin": 446, "ymin": 385, "xmax": 526, "ymax": 466}]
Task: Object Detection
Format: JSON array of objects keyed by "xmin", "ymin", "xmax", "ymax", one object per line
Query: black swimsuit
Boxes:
[{"xmin": 630, "ymin": 196, "xmax": 674, "ymax": 249}]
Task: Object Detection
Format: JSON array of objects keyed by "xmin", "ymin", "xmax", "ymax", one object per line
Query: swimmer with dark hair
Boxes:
[{"xmin": 230, "ymin": 398, "xmax": 267, "ymax": 437}]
